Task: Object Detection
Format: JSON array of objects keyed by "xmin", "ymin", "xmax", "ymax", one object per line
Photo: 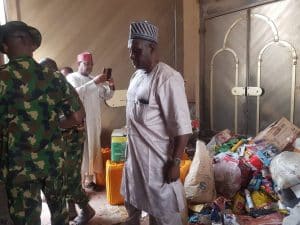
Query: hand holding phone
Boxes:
[{"xmin": 103, "ymin": 68, "xmax": 112, "ymax": 80}]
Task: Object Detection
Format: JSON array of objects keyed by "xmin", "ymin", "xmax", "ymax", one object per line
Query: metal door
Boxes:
[{"xmin": 202, "ymin": 0, "xmax": 299, "ymax": 136}]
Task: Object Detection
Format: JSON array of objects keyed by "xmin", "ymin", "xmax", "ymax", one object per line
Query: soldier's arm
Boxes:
[
  {"xmin": 59, "ymin": 100, "xmax": 85, "ymax": 129},
  {"xmin": 56, "ymin": 72, "xmax": 86, "ymax": 129}
]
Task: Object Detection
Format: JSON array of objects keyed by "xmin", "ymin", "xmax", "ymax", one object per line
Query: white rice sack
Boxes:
[{"xmin": 184, "ymin": 140, "xmax": 215, "ymax": 203}]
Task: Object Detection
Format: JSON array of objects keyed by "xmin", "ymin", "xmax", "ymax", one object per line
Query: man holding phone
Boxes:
[{"xmin": 67, "ymin": 52, "xmax": 114, "ymax": 194}]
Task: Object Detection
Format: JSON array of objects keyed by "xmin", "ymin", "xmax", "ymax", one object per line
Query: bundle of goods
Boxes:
[{"xmin": 185, "ymin": 117, "xmax": 300, "ymax": 225}]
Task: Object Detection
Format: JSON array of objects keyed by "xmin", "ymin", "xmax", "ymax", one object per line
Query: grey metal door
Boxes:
[{"xmin": 203, "ymin": 0, "xmax": 299, "ymax": 136}]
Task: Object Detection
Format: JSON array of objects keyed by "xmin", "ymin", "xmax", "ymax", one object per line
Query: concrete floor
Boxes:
[{"xmin": 41, "ymin": 189, "xmax": 149, "ymax": 225}]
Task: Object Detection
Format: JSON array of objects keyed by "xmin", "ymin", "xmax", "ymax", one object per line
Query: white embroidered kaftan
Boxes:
[{"xmin": 121, "ymin": 62, "xmax": 192, "ymax": 218}]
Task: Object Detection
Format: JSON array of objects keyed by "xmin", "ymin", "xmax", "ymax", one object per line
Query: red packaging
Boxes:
[{"xmin": 248, "ymin": 155, "xmax": 263, "ymax": 171}]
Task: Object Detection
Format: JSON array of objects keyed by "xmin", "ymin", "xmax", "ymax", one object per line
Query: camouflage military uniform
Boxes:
[
  {"xmin": 63, "ymin": 128, "xmax": 89, "ymax": 207},
  {"xmin": 0, "ymin": 121, "xmax": 14, "ymax": 225},
  {"xmin": 0, "ymin": 56, "xmax": 82, "ymax": 225}
]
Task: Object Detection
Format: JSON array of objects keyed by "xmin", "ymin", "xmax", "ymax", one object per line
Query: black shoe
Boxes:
[
  {"xmin": 68, "ymin": 200, "xmax": 78, "ymax": 221},
  {"xmin": 84, "ymin": 182, "xmax": 103, "ymax": 192},
  {"xmin": 73, "ymin": 203, "xmax": 95, "ymax": 225}
]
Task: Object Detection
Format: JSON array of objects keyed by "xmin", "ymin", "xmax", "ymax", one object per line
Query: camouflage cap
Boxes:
[{"xmin": 0, "ymin": 21, "xmax": 42, "ymax": 53}]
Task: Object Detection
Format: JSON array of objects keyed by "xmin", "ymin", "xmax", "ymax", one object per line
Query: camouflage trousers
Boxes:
[
  {"xmin": 63, "ymin": 129, "xmax": 89, "ymax": 208},
  {"xmin": 6, "ymin": 175, "xmax": 68, "ymax": 225}
]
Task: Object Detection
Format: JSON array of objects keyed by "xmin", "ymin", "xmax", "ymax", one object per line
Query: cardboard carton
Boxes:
[{"xmin": 254, "ymin": 117, "xmax": 300, "ymax": 151}]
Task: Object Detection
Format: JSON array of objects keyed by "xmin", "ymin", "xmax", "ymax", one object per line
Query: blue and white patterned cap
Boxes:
[{"xmin": 128, "ymin": 21, "xmax": 158, "ymax": 43}]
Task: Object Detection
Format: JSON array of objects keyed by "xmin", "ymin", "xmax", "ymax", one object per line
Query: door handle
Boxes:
[
  {"xmin": 247, "ymin": 87, "xmax": 263, "ymax": 96},
  {"xmin": 231, "ymin": 87, "xmax": 246, "ymax": 96},
  {"xmin": 231, "ymin": 86, "xmax": 262, "ymax": 96}
]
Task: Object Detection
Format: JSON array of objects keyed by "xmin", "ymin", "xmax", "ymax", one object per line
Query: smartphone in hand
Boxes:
[{"xmin": 103, "ymin": 68, "xmax": 112, "ymax": 80}]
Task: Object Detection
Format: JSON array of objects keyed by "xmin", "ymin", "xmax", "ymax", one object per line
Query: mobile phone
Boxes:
[{"xmin": 103, "ymin": 68, "xmax": 112, "ymax": 80}]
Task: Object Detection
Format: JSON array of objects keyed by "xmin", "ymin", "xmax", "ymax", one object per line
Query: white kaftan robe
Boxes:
[
  {"xmin": 66, "ymin": 72, "xmax": 114, "ymax": 179},
  {"xmin": 121, "ymin": 62, "xmax": 192, "ymax": 219}
]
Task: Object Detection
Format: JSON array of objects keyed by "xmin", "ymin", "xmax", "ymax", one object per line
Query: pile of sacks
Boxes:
[{"xmin": 184, "ymin": 117, "xmax": 300, "ymax": 225}]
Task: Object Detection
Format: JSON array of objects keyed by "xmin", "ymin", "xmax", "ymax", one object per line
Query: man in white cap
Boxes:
[
  {"xmin": 66, "ymin": 52, "xmax": 114, "ymax": 192},
  {"xmin": 120, "ymin": 21, "xmax": 192, "ymax": 225}
]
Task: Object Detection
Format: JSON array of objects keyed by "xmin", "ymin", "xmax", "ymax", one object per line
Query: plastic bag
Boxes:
[
  {"xmin": 270, "ymin": 151, "xmax": 300, "ymax": 189},
  {"xmin": 214, "ymin": 155, "xmax": 241, "ymax": 198},
  {"xmin": 206, "ymin": 129, "xmax": 233, "ymax": 156},
  {"xmin": 283, "ymin": 202, "xmax": 300, "ymax": 225}
]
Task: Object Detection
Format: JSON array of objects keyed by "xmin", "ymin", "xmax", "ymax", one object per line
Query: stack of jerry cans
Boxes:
[
  {"xmin": 106, "ymin": 127, "xmax": 191, "ymax": 205},
  {"xmin": 106, "ymin": 129, "xmax": 127, "ymax": 205},
  {"xmin": 105, "ymin": 159, "xmax": 192, "ymax": 205}
]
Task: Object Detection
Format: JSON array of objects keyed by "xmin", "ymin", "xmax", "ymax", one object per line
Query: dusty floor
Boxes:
[{"xmin": 41, "ymin": 189, "xmax": 149, "ymax": 225}]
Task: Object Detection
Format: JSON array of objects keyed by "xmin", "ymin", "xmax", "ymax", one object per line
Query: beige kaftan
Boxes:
[
  {"xmin": 121, "ymin": 62, "xmax": 192, "ymax": 219},
  {"xmin": 66, "ymin": 72, "xmax": 114, "ymax": 179}
]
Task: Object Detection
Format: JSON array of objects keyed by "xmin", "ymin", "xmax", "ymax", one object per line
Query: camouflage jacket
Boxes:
[{"xmin": 0, "ymin": 56, "xmax": 82, "ymax": 183}]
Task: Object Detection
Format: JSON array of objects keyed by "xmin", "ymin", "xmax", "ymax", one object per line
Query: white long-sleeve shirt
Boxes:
[{"xmin": 67, "ymin": 72, "xmax": 114, "ymax": 176}]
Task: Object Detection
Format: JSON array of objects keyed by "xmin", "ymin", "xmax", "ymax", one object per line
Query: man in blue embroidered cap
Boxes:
[
  {"xmin": 128, "ymin": 21, "xmax": 158, "ymax": 44},
  {"xmin": 120, "ymin": 21, "xmax": 192, "ymax": 225}
]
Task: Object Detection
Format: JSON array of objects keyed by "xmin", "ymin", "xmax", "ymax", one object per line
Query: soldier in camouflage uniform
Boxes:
[
  {"xmin": 62, "ymin": 129, "xmax": 93, "ymax": 219},
  {"xmin": 39, "ymin": 58, "xmax": 94, "ymax": 223},
  {"xmin": 0, "ymin": 21, "xmax": 85, "ymax": 225}
]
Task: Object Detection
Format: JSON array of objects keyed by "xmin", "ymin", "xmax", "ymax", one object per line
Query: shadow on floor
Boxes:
[{"xmin": 41, "ymin": 189, "xmax": 149, "ymax": 225}]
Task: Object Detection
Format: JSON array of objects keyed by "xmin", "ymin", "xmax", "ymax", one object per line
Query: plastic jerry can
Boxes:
[{"xmin": 106, "ymin": 160, "xmax": 125, "ymax": 205}]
